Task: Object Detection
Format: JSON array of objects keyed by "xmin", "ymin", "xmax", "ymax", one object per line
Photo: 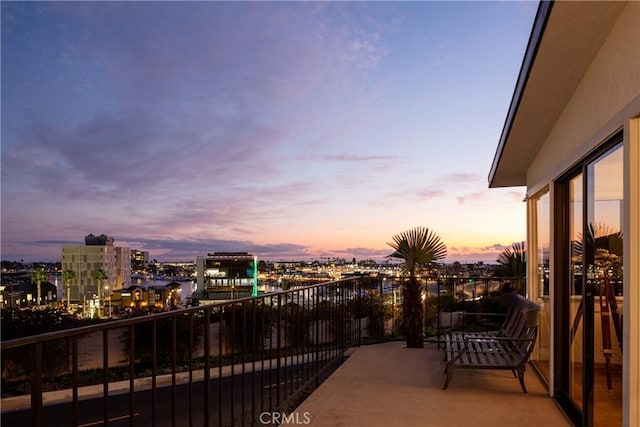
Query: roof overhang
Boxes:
[{"xmin": 489, "ymin": 1, "xmax": 628, "ymax": 188}]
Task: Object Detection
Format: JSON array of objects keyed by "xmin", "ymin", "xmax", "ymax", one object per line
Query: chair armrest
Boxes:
[
  {"xmin": 454, "ymin": 312, "xmax": 507, "ymax": 318},
  {"xmin": 465, "ymin": 336, "xmax": 534, "ymax": 344}
]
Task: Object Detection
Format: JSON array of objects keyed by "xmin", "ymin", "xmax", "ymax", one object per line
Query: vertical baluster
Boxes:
[
  {"xmin": 218, "ymin": 307, "xmax": 223, "ymax": 427},
  {"xmin": 152, "ymin": 319, "xmax": 157, "ymax": 427},
  {"xmin": 129, "ymin": 324, "xmax": 135, "ymax": 427},
  {"xmin": 251, "ymin": 298, "xmax": 257, "ymax": 425},
  {"xmin": 171, "ymin": 316, "xmax": 177, "ymax": 427},
  {"xmin": 276, "ymin": 294, "xmax": 282, "ymax": 409},
  {"xmin": 314, "ymin": 287, "xmax": 320, "ymax": 389},
  {"xmin": 103, "ymin": 329, "xmax": 109, "ymax": 426},
  {"xmin": 31, "ymin": 342, "xmax": 43, "ymax": 427},
  {"xmin": 230, "ymin": 303, "xmax": 235, "ymax": 427},
  {"xmin": 204, "ymin": 308, "xmax": 210, "ymax": 427},
  {"xmin": 241, "ymin": 303, "xmax": 246, "ymax": 426},
  {"xmin": 72, "ymin": 336, "xmax": 79, "ymax": 427},
  {"xmin": 188, "ymin": 313, "xmax": 194, "ymax": 427}
]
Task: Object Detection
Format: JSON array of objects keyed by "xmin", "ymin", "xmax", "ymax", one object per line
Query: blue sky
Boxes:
[{"xmin": 1, "ymin": 1, "xmax": 537, "ymax": 263}]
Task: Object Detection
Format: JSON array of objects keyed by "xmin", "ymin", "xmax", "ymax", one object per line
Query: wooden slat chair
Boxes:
[
  {"xmin": 447, "ymin": 292, "xmax": 528, "ymax": 341},
  {"xmin": 442, "ymin": 293, "xmax": 540, "ymax": 393}
]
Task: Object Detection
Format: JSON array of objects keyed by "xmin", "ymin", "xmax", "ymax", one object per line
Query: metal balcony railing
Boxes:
[
  {"xmin": 1, "ymin": 275, "xmax": 526, "ymax": 426},
  {"xmin": 356, "ymin": 276, "xmax": 527, "ymax": 345},
  {"xmin": 1, "ymin": 278, "xmax": 364, "ymax": 427}
]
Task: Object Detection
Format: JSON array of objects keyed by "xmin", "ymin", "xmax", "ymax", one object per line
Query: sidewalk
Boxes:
[{"xmin": 287, "ymin": 341, "xmax": 572, "ymax": 427}]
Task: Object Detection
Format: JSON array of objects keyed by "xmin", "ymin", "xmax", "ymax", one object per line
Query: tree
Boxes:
[
  {"xmin": 388, "ymin": 226, "xmax": 447, "ymax": 348},
  {"xmin": 62, "ymin": 269, "xmax": 76, "ymax": 308},
  {"xmin": 30, "ymin": 267, "xmax": 48, "ymax": 306},
  {"xmin": 92, "ymin": 269, "xmax": 108, "ymax": 317},
  {"xmin": 495, "ymin": 242, "xmax": 526, "ymax": 278}
]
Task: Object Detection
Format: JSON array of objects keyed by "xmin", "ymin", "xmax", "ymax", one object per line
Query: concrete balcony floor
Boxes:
[{"xmin": 289, "ymin": 341, "xmax": 571, "ymax": 427}]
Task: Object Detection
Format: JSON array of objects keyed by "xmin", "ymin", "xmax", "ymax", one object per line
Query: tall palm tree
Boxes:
[
  {"xmin": 92, "ymin": 269, "xmax": 108, "ymax": 317},
  {"xmin": 388, "ymin": 226, "xmax": 447, "ymax": 348},
  {"xmin": 30, "ymin": 267, "xmax": 48, "ymax": 306},
  {"xmin": 62, "ymin": 269, "xmax": 76, "ymax": 308},
  {"xmin": 495, "ymin": 242, "xmax": 526, "ymax": 278}
]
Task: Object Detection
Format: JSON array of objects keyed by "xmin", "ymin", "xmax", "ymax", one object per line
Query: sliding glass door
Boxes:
[{"xmin": 559, "ymin": 137, "xmax": 624, "ymax": 427}]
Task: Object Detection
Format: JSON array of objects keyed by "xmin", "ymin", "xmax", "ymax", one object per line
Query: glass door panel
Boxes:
[
  {"xmin": 531, "ymin": 190, "xmax": 551, "ymax": 380},
  {"xmin": 588, "ymin": 145, "xmax": 623, "ymax": 427},
  {"xmin": 569, "ymin": 174, "xmax": 584, "ymax": 411}
]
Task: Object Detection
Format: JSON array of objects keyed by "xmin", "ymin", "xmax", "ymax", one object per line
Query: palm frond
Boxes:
[
  {"xmin": 387, "ymin": 226, "xmax": 447, "ymax": 276},
  {"xmin": 496, "ymin": 241, "xmax": 526, "ymax": 277}
]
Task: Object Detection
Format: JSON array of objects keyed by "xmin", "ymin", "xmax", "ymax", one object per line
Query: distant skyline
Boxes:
[{"xmin": 1, "ymin": 1, "xmax": 536, "ymax": 263}]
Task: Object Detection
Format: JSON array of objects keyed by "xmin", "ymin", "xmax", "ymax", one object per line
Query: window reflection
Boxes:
[
  {"xmin": 590, "ymin": 145, "xmax": 623, "ymax": 426},
  {"xmin": 531, "ymin": 189, "xmax": 550, "ymax": 380},
  {"xmin": 569, "ymin": 173, "xmax": 583, "ymax": 410}
]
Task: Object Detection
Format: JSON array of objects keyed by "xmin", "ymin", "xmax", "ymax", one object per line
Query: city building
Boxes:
[
  {"xmin": 489, "ymin": 1, "xmax": 639, "ymax": 425},
  {"xmin": 0, "ymin": 273, "xmax": 57, "ymax": 308},
  {"xmin": 130, "ymin": 249, "xmax": 149, "ymax": 273},
  {"xmin": 115, "ymin": 247, "xmax": 132, "ymax": 290},
  {"xmin": 193, "ymin": 252, "xmax": 258, "ymax": 303},
  {"xmin": 61, "ymin": 234, "xmax": 131, "ymax": 317},
  {"xmin": 110, "ymin": 282, "xmax": 181, "ymax": 313}
]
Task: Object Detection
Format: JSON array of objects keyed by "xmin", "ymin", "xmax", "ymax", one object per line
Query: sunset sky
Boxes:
[{"xmin": 1, "ymin": 1, "xmax": 536, "ymax": 263}]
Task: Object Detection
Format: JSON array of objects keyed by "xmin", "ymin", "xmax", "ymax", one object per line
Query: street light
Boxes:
[
  {"xmin": 104, "ymin": 285, "xmax": 111, "ymax": 317},
  {"xmin": 82, "ymin": 283, "xmax": 87, "ymax": 319}
]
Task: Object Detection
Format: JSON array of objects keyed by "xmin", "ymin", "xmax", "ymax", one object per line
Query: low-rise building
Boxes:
[
  {"xmin": 193, "ymin": 252, "xmax": 258, "ymax": 303},
  {"xmin": 0, "ymin": 273, "xmax": 57, "ymax": 308},
  {"xmin": 110, "ymin": 282, "xmax": 181, "ymax": 313}
]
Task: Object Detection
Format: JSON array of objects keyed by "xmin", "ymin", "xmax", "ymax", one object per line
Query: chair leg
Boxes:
[
  {"xmin": 516, "ymin": 366, "xmax": 527, "ymax": 393},
  {"xmin": 442, "ymin": 365, "xmax": 453, "ymax": 390}
]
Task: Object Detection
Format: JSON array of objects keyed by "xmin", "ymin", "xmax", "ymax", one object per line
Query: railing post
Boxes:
[
  {"xmin": 315, "ymin": 287, "xmax": 320, "ymax": 389},
  {"xmin": 276, "ymin": 293, "xmax": 282, "ymax": 408},
  {"xmin": 251, "ymin": 299, "xmax": 257, "ymax": 425},
  {"xmin": 379, "ymin": 277, "xmax": 384, "ymax": 339},
  {"xmin": 204, "ymin": 308, "xmax": 211, "ymax": 427},
  {"xmin": 151, "ymin": 319, "xmax": 157, "ymax": 427},
  {"xmin": 171, "ymin": 316, "xmax": 177, "ymax": 427},
  {"xmin": 357, "ymin": 279, "xmax": 362, "ymax": 346},
  {"xmin": 31, "ymin": 342, "xmax": 43, "ymax": 427},
  {"xmin": 241, "ymin": 303, "xmax": 246, "ymax": 426},
  {"xmin": 188, "ymin": 313, "xmax": 194, "ymax": 427},
  {"xmin": 129, "ymin": 324, "xmax": 135, "ymax": 427},
  {"xmin": 218, "ymin": 306, "xmax": 224, "ymax": 427},
  {"xmin": 103, "ymin": 329, "xmax": 109, "ymax": 426},
  {"xmin": 436, "ymin": 278, "xmax": 442, "ymax": 349},
  {"xmin": 230, "ymin": 303, "xmax": 236, "ymax": 426}
]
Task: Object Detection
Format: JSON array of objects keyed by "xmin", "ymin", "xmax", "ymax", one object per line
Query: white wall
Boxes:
[{"xmin": 526, "ymin": 1, "xmax": 640, "ymax": 195}]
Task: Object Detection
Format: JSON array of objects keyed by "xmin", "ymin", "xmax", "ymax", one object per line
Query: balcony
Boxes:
[
  {"xmin": 291, "ymin": 341, "xmax": 569, "ymax": 426},
  {"xmin": 1, "ymin": 277, "xmax": 570, "ymax": 426}
]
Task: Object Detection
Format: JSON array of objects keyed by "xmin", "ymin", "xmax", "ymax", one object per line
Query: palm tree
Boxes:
[
  {"xmin": 62, "ymin": 269, "xmax": 76, "ymax": 308},
  {"xmin": 30, "ymin": 267, "xmax": 48, "ymax": 306},
  {"xmin": 495, "ymin": 242, "xmax": 526, "ymax": 278},
  {"xmin": 388, "ymin": 226, "xmax": 447, "ymax": 348},
  {"xmin": 92, "ymin": 269, "xmax": 108, "ymax": 317}
]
